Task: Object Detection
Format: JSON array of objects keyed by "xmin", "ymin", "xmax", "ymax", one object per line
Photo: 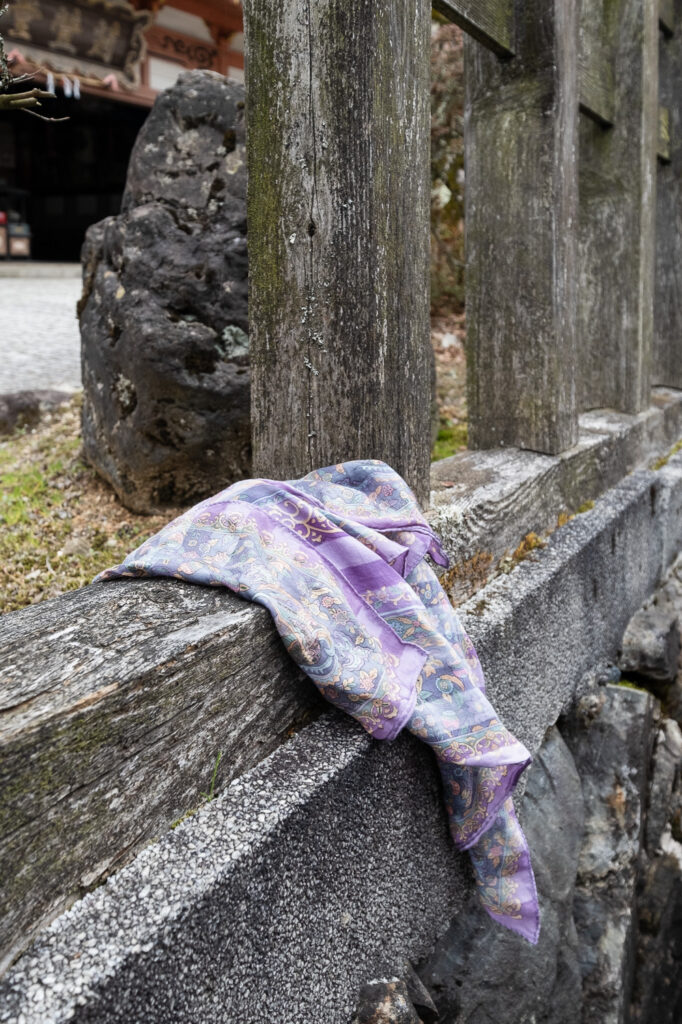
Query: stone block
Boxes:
[
  {"xmin": 632, "ymin": 848, "xmax": 682, "ymax": 1024},
  {"xmin": 428, "ymin": 394, "xmax": 682, "ymax": 606},
  {"xmin": 351, "ymin": 979, "xmax": 422, "ymax": 1024},
  {"xmin": 459, "ymin": 471, "xmax": 664, "ymax": 759},
  {"xmin": 0, "ymin": 718, "xmax": 469, "ymax": 1024},
  {"xmin": 0, "ymin": 389, "xmax": 72, "ymax": 435},
  {"xmin": 645, "ymin": 719, "xmax": 682, "ymax": 855}
]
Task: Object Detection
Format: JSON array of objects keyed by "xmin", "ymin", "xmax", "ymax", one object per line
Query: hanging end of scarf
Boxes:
[
  {"xmin": 483, "ymin": 902, "xmax": 541, "ymax": 946},
  {"xmin": 428, "ymin": 534, "xmax": 449, "ymax": 569}
]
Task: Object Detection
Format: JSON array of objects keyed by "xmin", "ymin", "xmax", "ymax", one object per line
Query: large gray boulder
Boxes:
[{"xmin": 79, "ymin": 70, "xmax": 249, "ymax": 513}]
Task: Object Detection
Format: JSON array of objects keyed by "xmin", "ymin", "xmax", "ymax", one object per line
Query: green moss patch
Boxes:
[
  {"xmin": 652, "ymin": 437, "xmax": 682, "ymax": 471},
  {"xmin": 432, "ymin": 421, "xmax": 468, "ymax": 461},
  {"xmin": 0, "ymin": 396, "xmax": 178, "ymax": 615}
]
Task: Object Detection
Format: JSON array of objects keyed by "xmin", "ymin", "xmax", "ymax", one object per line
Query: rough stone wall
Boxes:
[
  {"xmin": 355, "ymin": 562, "xmax": 682, "ymax": 1024},
  {"xmin": 79, "ymin": 70, "xmax": 250, "ymax": 514}
]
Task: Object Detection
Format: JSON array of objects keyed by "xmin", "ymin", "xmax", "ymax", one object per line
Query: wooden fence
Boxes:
[
  {"xmin": 243, "ymin": 0, "xmax": 682, "ymax": 505},
  {"xmin": 3, "ymin": 1, "xmax": 682, "ymax": 991}
]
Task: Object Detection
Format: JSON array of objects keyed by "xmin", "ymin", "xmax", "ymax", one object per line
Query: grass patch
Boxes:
[
  {"xmin": 0, "ymin": 396, "xmax": 178, "ymax": 614},
  {"xmin": 432, "ymin": 421, "xmax": 467, "ymax": 461}
]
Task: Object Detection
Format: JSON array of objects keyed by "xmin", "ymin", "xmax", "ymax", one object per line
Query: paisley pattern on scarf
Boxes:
[{"xmin": 96, "ymin": 459, "xmax": 540, "ymax": 944}]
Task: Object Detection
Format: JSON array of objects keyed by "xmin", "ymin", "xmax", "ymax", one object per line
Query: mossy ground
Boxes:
[
  {"xmin": 432, "ymin": 421, "xmax": 468, "ymax": 461},
  {"xmin": 431, "ymin": 312, "xmax": 467, "ymax": 460},
  {"xmin": 0, "ymin": 395, "xmax": 177, "ymax": 614}
]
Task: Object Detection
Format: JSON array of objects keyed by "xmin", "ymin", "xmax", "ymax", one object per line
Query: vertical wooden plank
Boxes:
[
  {"xmin": 578, "ymin": 0, "xmax": 659, "ymax": 413},
  {"xmin": 243, "ymin": 0, "xmax": 432, "ymax": 505},
  {"xmin": 655, "ymin": 0, "xmax": 682, "ymax": 387},
  {"xmin": 464, "ymin": 0, "xmax": 579, "ymax": 454},
  {"xmin": 660, "ymin": 0, "xmax": 675, "ymax": 34}
]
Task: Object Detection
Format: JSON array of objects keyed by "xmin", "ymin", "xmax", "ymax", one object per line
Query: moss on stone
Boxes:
[
  {"xmin": 440, "ymin": 550, "xmax": 493, "ymax": 602},
  {"xmin": 617, "ymin": 678, "xmax": 650, "ymax": 694},
  {"xmin": 652, "ymin": 437, "xmax": 682, "ymax": 471},
  {"xmin": 497, "ymin": 532, "xmax": 547, "ymax": 575}
]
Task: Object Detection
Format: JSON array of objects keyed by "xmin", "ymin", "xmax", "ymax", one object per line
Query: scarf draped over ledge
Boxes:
[{"xmin": 96, "ymin": 460, "xmax": 540, "ymax": 943}]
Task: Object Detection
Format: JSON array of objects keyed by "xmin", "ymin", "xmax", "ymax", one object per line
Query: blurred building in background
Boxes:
[{"xmin": 0, "ymin": 0, "xmax": 244, "ymax": 260}]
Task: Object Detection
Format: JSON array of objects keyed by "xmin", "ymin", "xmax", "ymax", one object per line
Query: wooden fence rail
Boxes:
[
  {"xmin": 243, "ymin": 0, "xmax": 682, "ymax": 504},
  {"xmin": 432, "ymin": 0, "xmax": 514, "ymax": 56}
]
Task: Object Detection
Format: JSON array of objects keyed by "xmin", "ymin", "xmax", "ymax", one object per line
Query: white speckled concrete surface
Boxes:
[{"xmin": 0, "ymin": 717, "xmax": 468, "ymax": 1024}]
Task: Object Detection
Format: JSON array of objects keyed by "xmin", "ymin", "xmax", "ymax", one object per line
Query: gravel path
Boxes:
[{"xmin": 0, "ymin": 277, "xmax": 82, "ymax": 394}]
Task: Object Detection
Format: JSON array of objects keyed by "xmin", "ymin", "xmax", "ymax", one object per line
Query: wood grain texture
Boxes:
[
  {"xmin": 578, "ymin": 0, "xmax": 658, "ymax": 414},
  {"xmin": 654, "ymin": 1, "xmax": 682, "ymax": 386},
  {"xmin": 464, "ymin": 0, "xmax": 579, "ymax": 454},
  {"xmin": 0, "ymin": 579, "xmax": 322, "ymax": 973},
  {"xmin": 579, "ymin": 42, "xmax": 615, "ymax": 125},
  {"xmin": 658, "ymin": 105, "xmax": 671, "ymax": 160},
  {"xmin": 432, "ymin": 0, "xmax": 514, "ymax": 56},
  {"xmin": 243, "ymin": 0, "xmax": 432, "ymax": 507},
  {"xmin": 660, "ymin": 0, "xmax": 675, "ymax": 34}
]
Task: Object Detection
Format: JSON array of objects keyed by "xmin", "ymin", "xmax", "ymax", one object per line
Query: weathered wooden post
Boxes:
[
  {"xmin": 463, "ymin": 0, "xmax": 580, "ymax": 454},
  {"xmin": 578, "ymin": 0, "xmax": 659, "ymax": 413},
  {"xmin": 242, "ymin": 0, "xmax": 432, "ymax": 505},
  {"xmin": 655, "ymin": 1, "xmax": 682, "ymax": 388}
]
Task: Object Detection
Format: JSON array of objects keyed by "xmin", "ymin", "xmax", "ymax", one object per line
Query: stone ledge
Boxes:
[
  {"xmin": 458, "ymin": 466, "xmax": 681, "ymax": 758},
  {"xmin": 3, "ymin": 462, "xmax": 681, "ymax": 1020},
  {"xmin": 429, "ymin": 388, "xmax": 682, "ymax": 603}
]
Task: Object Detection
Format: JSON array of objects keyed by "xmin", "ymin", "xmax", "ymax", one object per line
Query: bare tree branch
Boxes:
[
  {"xmin": 0, "ymin": 86, "xmax": 57, "ymax": 108},
  {"xmin": 20, "ymin": 104, "xmax": 69, "ymax": 121}
]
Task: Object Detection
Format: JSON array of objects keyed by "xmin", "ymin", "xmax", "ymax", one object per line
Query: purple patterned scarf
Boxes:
[{"xmin": 96, "ymin": 460, "xmax": 540, "ymax": 943}]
